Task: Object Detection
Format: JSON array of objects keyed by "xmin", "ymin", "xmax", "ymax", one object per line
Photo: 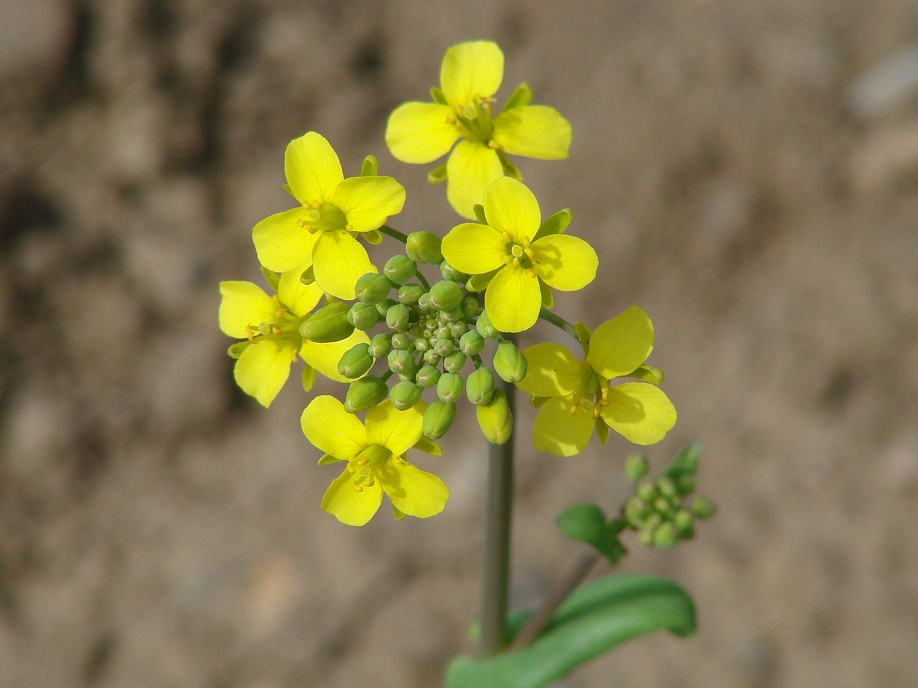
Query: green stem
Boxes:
[
  {"xmin": 415, "ymin": 271, "xmax": 431, "ymax": 291},
  {"xmin": 380, "ymin": 224, "xmax": 409, "ymax": 243},
  {"xmin": 538, "ymin": 307, "xmax": 579, "ymax": 340},
  {"xmin": 479, "ymin": 334, "xmax": 516, "ymax": 657}
]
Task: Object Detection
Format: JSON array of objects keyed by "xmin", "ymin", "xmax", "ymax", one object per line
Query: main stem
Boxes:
[{"xmin": 478, "ymin": 335, "xmax": 517, "ymax": 657}]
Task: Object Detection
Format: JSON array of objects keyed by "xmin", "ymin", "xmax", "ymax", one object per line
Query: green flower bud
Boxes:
[
  {"xmin": 638, "ymin": 526, "xmax": 655, "ymax": 546},
  {"xmin": 476, "ymin": 310, "xmax": 499, "ymax": 339},
  {"xmin": 375, "ymin": 298, "xmax": 397, "ymax": 317},
  {"xmin": 624, "ymin": 453, "xmax": 650, "ymax": 482},
  {"xmin": 673, "ymin": 509, "xmax": 694, "ymax": 533},
  {"xmin": 387, "ymin": 349, "xmax": 418, "ymax": 378},
  {"xmin": 440, "ymin": 260, "xmax": 468, "ymax": 282},
  {"xmin": 476, "ymin": 389, "xmax": 513, "ymax": 445},
  {"xmin": 355, "ymin": 273, "xmax": 394, "ymax": 304},
  {"xmin": 416, "ymin": 364, "xmax": 441, "ymax": 388},
  {"xmin": 418, "ymin": 292, "xmax": 432, "ymax": 310},
  {"xmin": 636, "ymin": 482, "xmax": 657, "ymax": 503},
  {"xmin": 449, "ymin": 321, "xmax": 467, "ymax": 338},
  {"xmin": 423, "ymin": 349, "xmax": 440, "ymax": 365},
  {"xmin": 461, "ymin": 296, "xmax": 480, "ymax": 318},
  {"xmin": 337, "ymin": 343, "xmax": 374, "ymax": 379},
  {"xmin": 398, "ymin": 284, "xmax": 425, "ymax": 306},
  {"xmin": 344, "ymin": 376, "xmax": 388, "ymax": 413},
  {"xmin": 384, "ymin": 255, "xmax": 417, "ymax": 285},
  {"xmin": 653, "ymin": 497, "xmax": 674, "ymax": 516},
  {"xmin": 437, "ymin": 372, "xmax": 464, "ymax": 402},
  {"xmin": 492, "ymin": 339, "xmax": 527, "ymax": 383},
  {"xmin": 466, "ymin": 367, "xmax": 495, "ymax": 405},
  {"xmin": 347, "ymin": 302, "xmax": 379, "ymax": 331},
  {"xmin": 435, "ymin": 325, "xmax": 451, "ymax": 340},
  {"xmin": 652, "ymin": 523, "xmax": 678, "ymax": 548},
  {"xmin": 429, "ymin": 280, "xmax": 464, "ymax": 311},
  {"xmin": 691, "ymin": 497, "xmax": 717, "ymax": 519},
  {"xmin": 414, "ymin": 338, "xmax": 430, "ymax": 352},
  {"xmin": 676, "ymin": 474, "xmax": 696, "ymax": 495},
  {"xmin": 406, "ymin": 231, "xmax": 443, "ymax": 264},
  {"xmin": 434, "ymin": 338, "xmax": 454, "ymax": 357},
  {"xmin": 389, "ymin": 379, "xmax": 423, "ymax": 411},
  {"xmin": 623, "ymin": 496, "xmax": 646, "ymax": 527},
  {"xmin": 386, "ymin": 303, "xmax": 411, "ymax": 332},
  {"xmin": 657, "ymin": 477, "xmax": 678, "ymax": 498},
  {"xmin": 443, "ymin": 350, "xmax": 467, "ymax": 373},
  {"xmin": 368, "ymin": 333, "xmax": 392, "ymax": 358},
  {"xmin": 299, "ymin": 301, "xmax": 354, "ymax": 343},
  {"xmin": 423, "ymin": 400, "xmax": 456, "ymax": 439},
  {"xmin": 459, "ymin": 330, "xmax": 485, "ymax": 356},
  {"xmin": 439, "ymin": 306, "xmax": 464, "ymax": 323},
  {"xmin": 391, "ymin": 332, "xmax": 411, "ymax": 350}
]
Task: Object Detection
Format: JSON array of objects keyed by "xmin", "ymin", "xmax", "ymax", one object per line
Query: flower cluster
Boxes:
[{"xmin": 218, "ymin": 40, "xmax": 678, "ymax": 526}]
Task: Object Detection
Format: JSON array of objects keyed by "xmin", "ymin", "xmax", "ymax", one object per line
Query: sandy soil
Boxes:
[{"xmin": 2, "ymin": 1, "xmax": 917, "ymax": 686}]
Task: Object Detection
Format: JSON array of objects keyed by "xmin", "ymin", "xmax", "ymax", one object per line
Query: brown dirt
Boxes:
[{"xmin": 2, "ymin": 1, "xmax": 917, "ymax": 687}]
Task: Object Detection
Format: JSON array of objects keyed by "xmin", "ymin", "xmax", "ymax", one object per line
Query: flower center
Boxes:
[
  {"xmin": 569, "ymin": 369, "xmax": 610, "ymax": 419},
  {"xmin": 245, "ymin": 294, "xmax": 304, "ymax": 341},
  {"xmin": 296, "ymin": 204, "xmax": 352, "ymax": 234},
  {"xmin": 345, "ymin": 444, "xmax": 392, "ymax": 492},
  {"xmin": 501, "ymin": 234, "xmax": 536, "ymax": 272},
  {"xmin": 449, "ymin": 97, "xmax": 496, "ymax": 146}
]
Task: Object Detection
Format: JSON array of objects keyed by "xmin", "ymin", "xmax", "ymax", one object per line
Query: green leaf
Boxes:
[
  {"xmin": 446, "ymin": 574, "xmax": 696, "ymax": 688},
  {"xmin": 533, "ymin": 209, "xmax": 572, "ymax": 241},
  {"xmin": 556, "ymin": 504, "xmax": 625, "ymax": 564}
]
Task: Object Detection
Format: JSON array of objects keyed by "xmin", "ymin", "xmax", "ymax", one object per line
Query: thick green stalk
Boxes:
[{"xmin": 479, "ymin": 335, "xmax": 517, "ymax": 657}]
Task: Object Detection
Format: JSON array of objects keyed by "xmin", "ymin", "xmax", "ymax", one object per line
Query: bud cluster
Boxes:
[
  {"xmin": 620, "ymin": 451, "xmax": 716, "ymax": 549},
  {"xmin": 335, "ymin": 232, "xmax": 526, "ymax": 444}
]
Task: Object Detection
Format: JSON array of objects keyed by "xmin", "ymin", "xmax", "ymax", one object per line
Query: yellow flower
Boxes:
[
  {"xmin": 440, "ymin": 177, "xmax": 597, "ymax": 333},
  {"xmin": 218, "ymin": 268, "xmax": 368, "ymax": 407},
  {"xmin": 252, "ymin": 132, "xmax": 406, "ymax": 300},
  {"xmin": 302, "ymin": 396, "xmax": 449, "ymax": 526},
  {"xmin": 517, "ymin": 306, "xmax": 677, "ymax": 456},
  {"xmin": 386, "ymin": 40, "xmax": 571, "ymax": 218}
]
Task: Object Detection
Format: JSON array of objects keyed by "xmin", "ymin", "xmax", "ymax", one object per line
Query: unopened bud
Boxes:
[
  {"xmin": 429, "ymin": 280, "xmax": 464, "ymax": 311},
  {"xmin": 436, "ymin": 372, "xmax": 464, "ymax": 402},
  {"xmin": 423, "ymin": 349, "xmax": 440, "ymax": 365},
  {"xmin": 375, "ymin": 298, "xmax": 397, "ymax": 317},
  {"xmin": 636, "ymin": 482, "xmax": 656, "ymax": 503},
  {"xmin": 476, "ymin": 389, "xmax": 513, "ymax": 445},
  {"xmin": 625, "ymin": 454, "xmax": 650, "ymax": 482},
  {"xmin": 492, "ymin": 340, "xmax": 527, "ymax": 383},
  {"xmin": 390, "ymin": 380, "xmax": 423, "ymax": 411},
  {"xmin": 354, "ymin": 273, "xmax": 394, "ymax": 304},
  {"xmin": 299, "ymin": 301, "xmax": 354, "ymax": 343},
  {"xmin": 344, "ymin": 376, "xmax": 388, "ymax": 413},
  {"xmin": 347, "ymin": 302, "xmax": 379, "ymax": 331},
  {"xmin": 676, "ymin": 474, "xmax": 695, "ymax": 495},
  {"xmin": 386, "ymin": 303, "xmax": 411, "ymax": 332},
  {"xmin": 673, "ymin": 509, "xmax": 694, "ymax": 532},
  {"xmin": 691, "ymin": 497, "xmax": 717, "ymax": 519},
  {"xmin": 337, "ymin": 343, "xmax": 374, "ymax": 379},
  {"xmin": 391, "ymin": 333, "xmax": 411, "ymax": 350},
  {"xmin": 653, "ymin": 523, "xmax": 678, "ymax": 548},
  {"xmin": 416, "ymin": 365, "xmax": 441, "ymax": 388},
  {"xmin": 440, "ymin": 260, "xmax": 468, "ymax": 283},
  {"xmin": 387, "ymin": 349, "xmax": 418, "ymax": 378},
  {"xmin": 657, "ymin": 477, "xmax": 678, "ymax": 498},
  {"xmin": 449, "ymin": 321, "xmax": 467, "ymax": 338},
  {"xmin": 398, "ymin": 284, "xmax": 425, "ymax": 306},
  {"xmin": 476, "ymin": 311, "xmax": 499, "ymax": 339},
  {"xmin": 384, "ymin": 255, "xmax": 417, "ymax": 285},
  {"xmin": 459, "ymin": 330, "xmax": 485, "ymax": 356},
  {"xmin": 466, "ymin": 367, "xmax": 495, "ymax": 405},
  {"xmin": 434, "ymin": 338, "xmax": 455, "ymax": 357},
  {"xmin": 461, "ymin": 296, "xmax": 480, "ymax": 318},
  {"xmin": 368, "ymin": 333, "xmax": 392, "ymax": 358},
  {"xmin": 423, "ymin": 400, "xmax": 456, "ymax": 439},
  {"xmin": 443, "ymin": 350, "xmax": 467, "ymax": 373},
  {"xmin": 406, "ymin": 231, "xmax": 443, "ymax": 264}
]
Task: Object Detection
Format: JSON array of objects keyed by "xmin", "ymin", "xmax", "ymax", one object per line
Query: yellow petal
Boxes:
[
  {"xmin": 276, "ymin": 264, "xmax": 323, "ymax": 317},
  {"xmin": 322, "ymin": 468, "xmax": 384, "ymax": 526},
  {"xmin": 333, "ymin": 176, "xmax": 406, "ymax": 232},
  {"xmin": 365, "ymin": 401, "xmax": 424, "ymax": 457},
  {"xmin": 301, "ymin": 329, "xmax": 371, "ymax": 383},
  {"xmin": 517, "ymin": 343, "xmax": 584, "ymax": 397},
  {"xmin": 252, "ymin": 207, "xmax": 320, "ymax": 273},
  {"xmin": 312, "ymin": 231, "xmax": 377, "ymax": 300},
  {"xmin": 484, "ymin": 265, "xmax": 541, "ymax": 333},
  {"xmin": 284, "ymin": 131, "xmax": 343, "ymax": 206},
  {"xmin": 440, "ymin": 40, "xmax": 504, "ymax": 107},
  {"xmin": 218, "ymin": 281, "xmax": 275, "ymax": 338},
  {"xmin": 492, "ymin": 105, "xmax": 572, "ymax": 160},
  {"xmin": 531, "ymin": 234, "xmax": 598, "ymax": 291},
  {"xmin": 233, "ymin": 337, "xmax": 297, "ymax": 407},
  {"xmin": 301, "ymin": 395, "xmax": 367, "ymax": 459},
  {"xmin": 532, "ymin": 396, "xmax": 595, "ymax": 456},
  {"xmin": 378, "ymin": 458, "xmax": 449, "ymax": 519},
  {"xmin": 386, "ymin": 102, "xmax": 459, "ymax": 163},
  {"xmin": 446, "ymin": 140, "xmax": 503, "ymax": 219},
  {"xmin": 586, "ymin": 306, "xmax": 655, "ymax": 379},
  {"xmin": 441, "ymin": 222, "xmax": 506, "ymax": 274},
  {"xmin": 482, "ymin": 176, "xmax": 541, "ymax": 243},
  {"xmin": 599, "ymin": 382, "xmax": 677, "ymax": 446}
]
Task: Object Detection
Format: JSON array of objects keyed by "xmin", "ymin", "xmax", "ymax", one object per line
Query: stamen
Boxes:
[{"xmin": 511, "ymin": 257, "xmax": 520, "ymax": 269}]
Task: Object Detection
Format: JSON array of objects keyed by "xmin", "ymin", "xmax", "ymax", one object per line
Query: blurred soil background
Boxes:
[{"xmin": 1, "ymin": 0, "xmax": 917, "ymax": 686}]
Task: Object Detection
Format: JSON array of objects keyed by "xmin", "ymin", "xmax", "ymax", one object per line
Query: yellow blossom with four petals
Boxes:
[
  {"xmin": 252, "ymin": 132, "xmax": 406, "ymax": 300},
  {"xmin": 517, "ymin": 306, "xmax": 677, "ymax": 456},
  {"xmin": 218, "ymin": 269, "xmax": 368, "ymax": 407},
  {"xmin": 386, "ymin": 40, "xmax": 571, "ymax": 218},
  {"xmin": 302, "ymin": 396, "xmax": 449, "ymax": 526},
  {"xmin": 441, "ymin": 176, "xmax": 598, "ymax": 333}
]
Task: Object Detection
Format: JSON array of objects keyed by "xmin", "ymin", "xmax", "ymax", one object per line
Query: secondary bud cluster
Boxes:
[{"xmin": 335, "ymin": 242, "xmax": 525, "ymax": 445}]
